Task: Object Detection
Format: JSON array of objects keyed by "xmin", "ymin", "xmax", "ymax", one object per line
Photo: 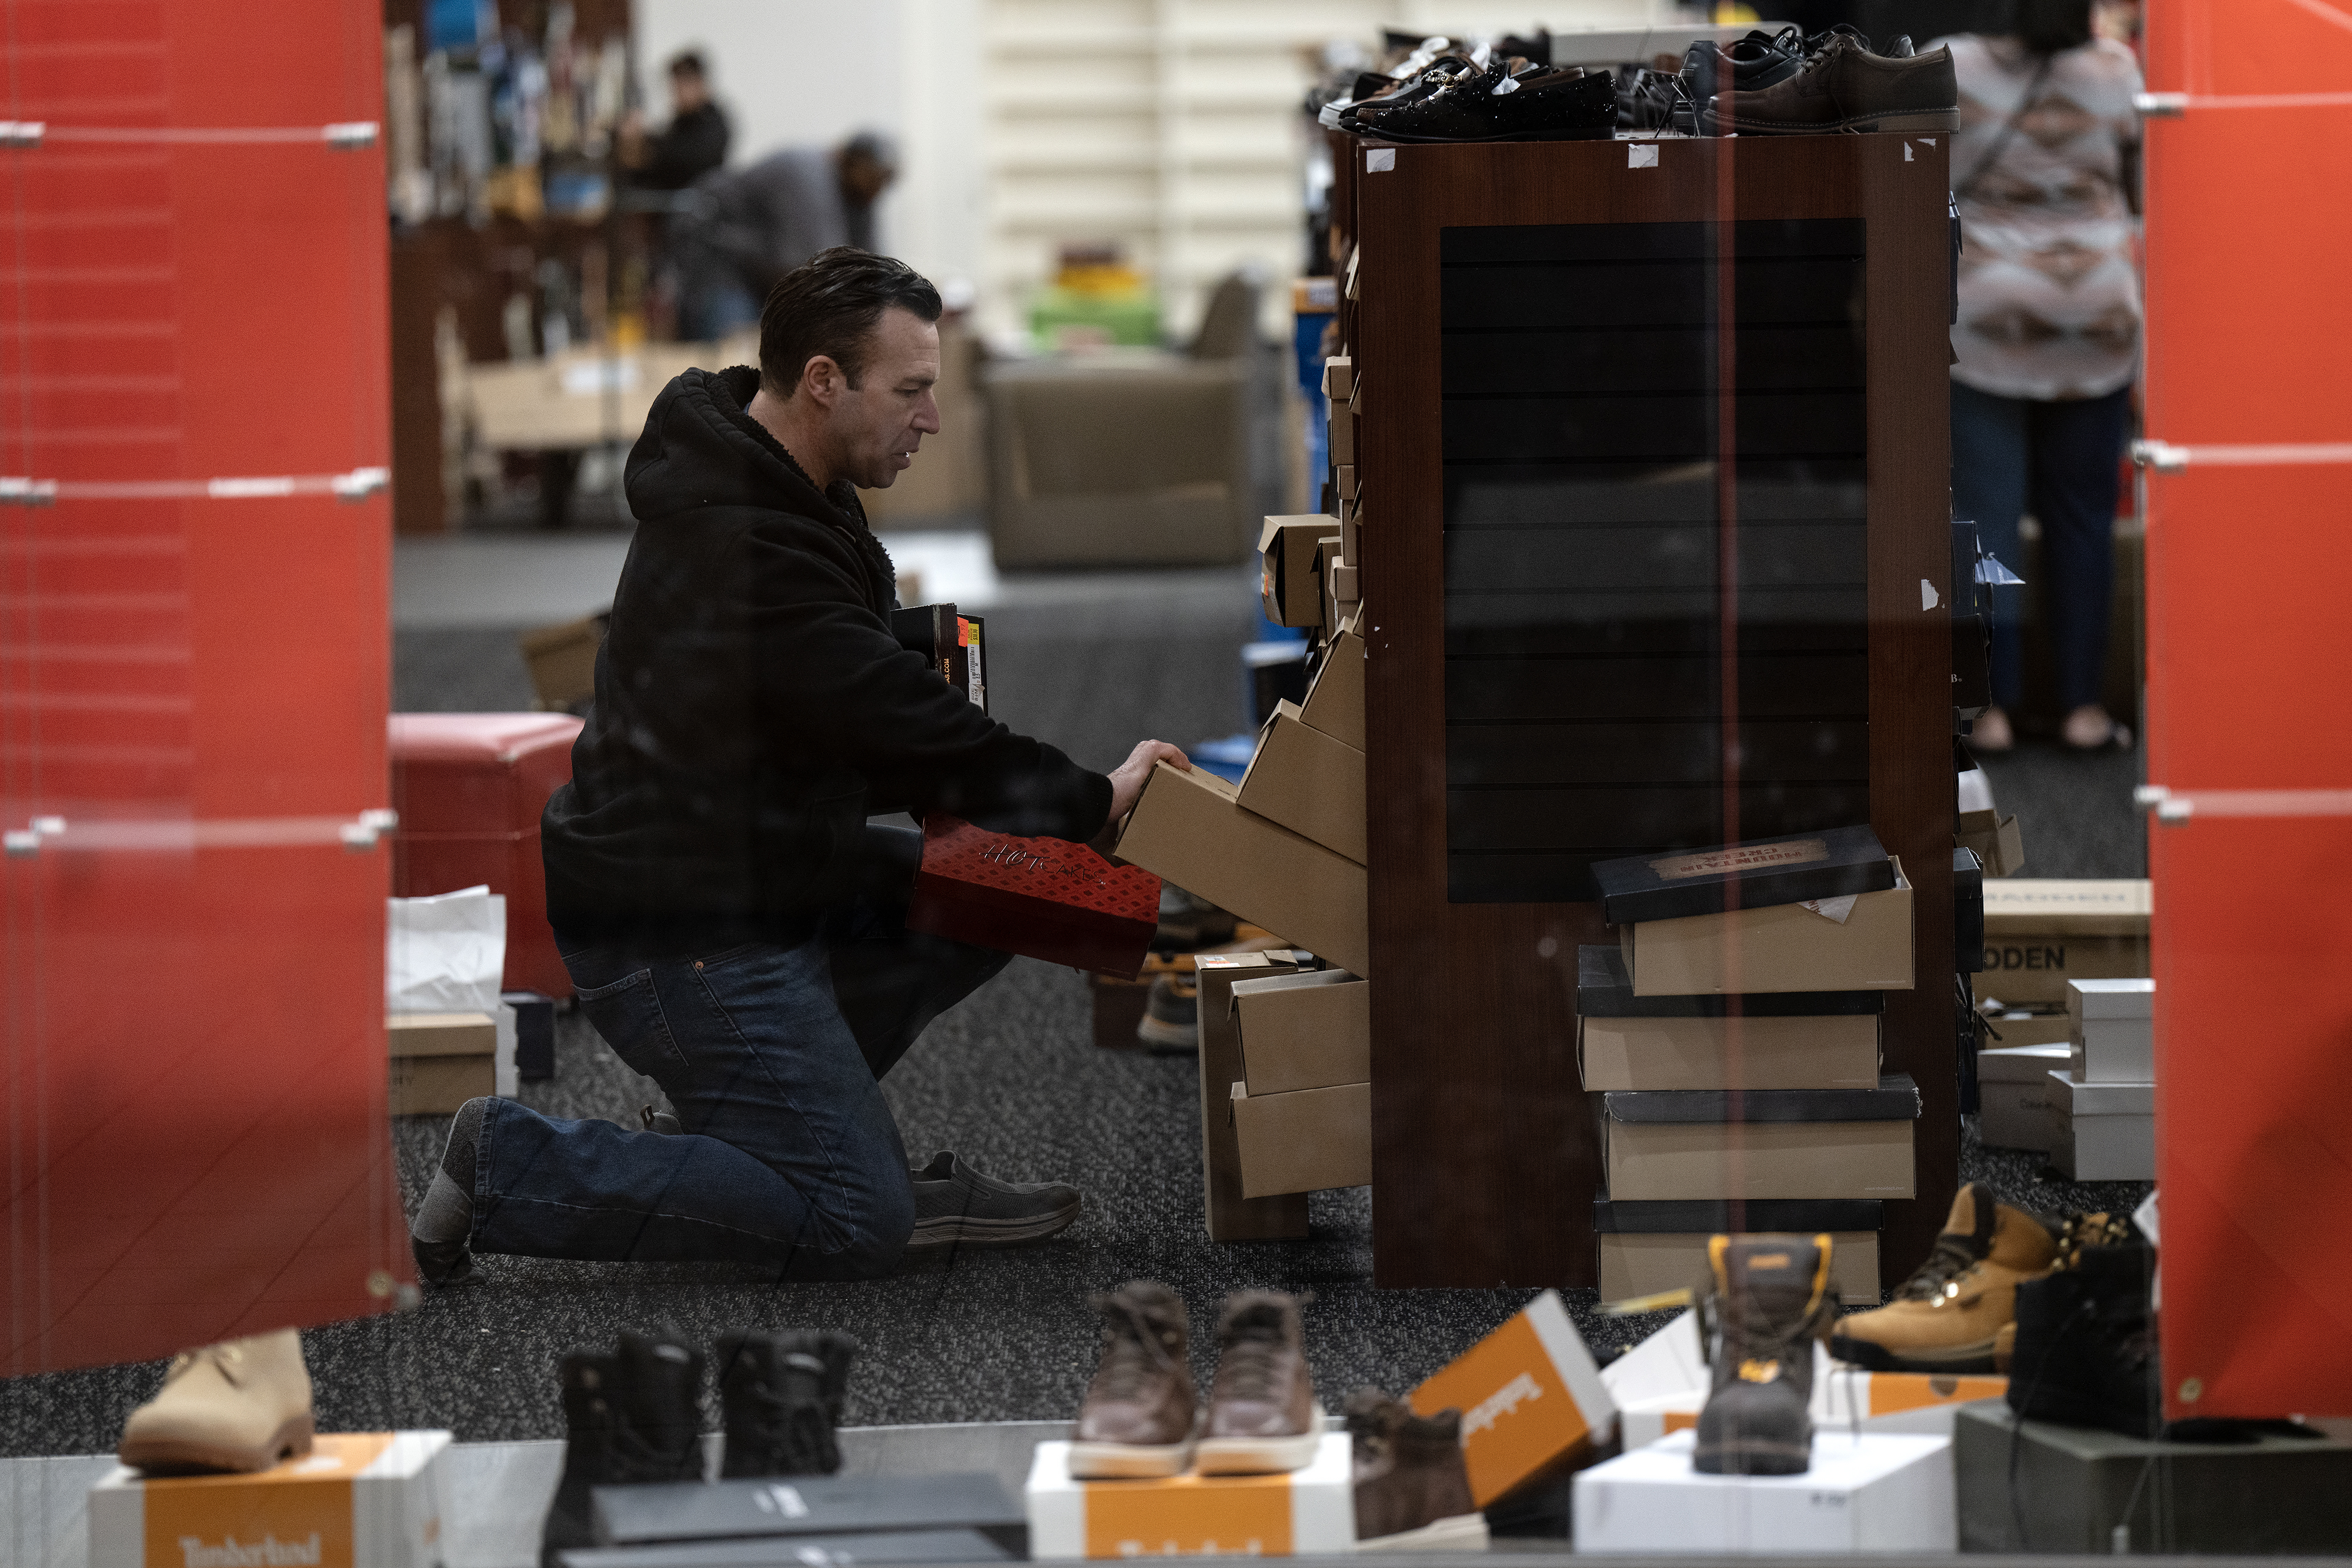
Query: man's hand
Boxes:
[{"xmin": 1107, "ymin": 740, "xmax": 1191, "ymax": 824}]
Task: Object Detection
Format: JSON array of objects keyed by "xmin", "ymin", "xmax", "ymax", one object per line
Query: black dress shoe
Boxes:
[
  {"xmin": 1681, "ymin": 25, "xmax": 1806, "ymax": 106},
  {"xmin": 1371, "ymin": 66, "xmax": 1617, "ymax": 144}
]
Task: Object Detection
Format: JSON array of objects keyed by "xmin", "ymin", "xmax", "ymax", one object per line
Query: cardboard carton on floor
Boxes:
[
  {"xmin": 1230, "ymin": 1079, "xmax": 1369, "ymax": 1196},
  {"xmin": 2048, "ymin": 1069, "xmax": 2153, "ymax": 1181},
  {"xmin": 1116, "ymin": 762, "xmax": 1369, "ymax": 977},
  {"xmin": 1231, "ymin": 968, "xmax": 1367, "ymax": 1095},
  {"xmin": 387, "ymin": 1011, "xmax": 497, "ymax": 1116},
  {"xmin": 1601, "ymin": 1076, "xmax": 1922, "ymax": 1202},
  {"xmin": 1258, "ymin": 516, "xmax": 1331, "ymax": 629},
  {"xmin": 1979, "ymin": 878, "xmax": 2151, "ymax": 1004},
  {"xmin": 1197, "ymin": 951, "xmax": 1314, "ymax": 1240},
  {"xmin": 1026, "ymin": 1433, "xmax": 1353, "ymax": 1559},
  {"xmin": 89, "ymin": 1432, "xmax": 452, "ymax": 1568},
  {"xmin": 1956, "ymin": 807, "xmax": 2025, "ymax": 878},
  {"xmin": 1573, "ymin": 1430, "xmax": 1955, "ymax": 1553},
  {"xmin": 1975, "ymin": 1043, "xmax": 2069, "ymax": 1150},
  {"xmin": 1594, "ymin": 1198, "xmax": 1884, "ymax": 1305},
  {"xmin": 1235, "ymin": 700, "xmax": 1365, "ymax": 864},
  {"xmin": 1411, "ymin": 1289, "xmax": 1616, "ymax": 1507},
  {"xmin": 1619, "ymin": 858, "xmax": 1914, "ymax": 997},
  {"xmin": 1298, "ymin": 614, "xmax": 1365, "ymax": 751},
  {"xmin": 2067, "ymin": 977, "xmax": 2156, "ymax": 1084},
  {"xmin": 517, "ymin": 614, "xmax": 604, "ymax": 711}
]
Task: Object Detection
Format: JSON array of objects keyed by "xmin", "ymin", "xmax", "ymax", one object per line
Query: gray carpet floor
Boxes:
[{"xmin": 1, "ymin": 554, "xmax": 2154, "ymax": 1455}]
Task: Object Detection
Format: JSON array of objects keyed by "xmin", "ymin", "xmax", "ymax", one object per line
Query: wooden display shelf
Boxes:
[{"xmin": 1349, "ymin": 133, "xmax": 1956, "ymax": 1289}]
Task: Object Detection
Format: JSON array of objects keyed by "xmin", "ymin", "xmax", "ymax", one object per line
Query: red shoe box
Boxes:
[
  {"xmin": 906, "ymin": 815, "xmax": 1160, "ymax": 979},
  {"xmin": 388, "ymin": 713, "xmax": 583, "ymax": 997}
]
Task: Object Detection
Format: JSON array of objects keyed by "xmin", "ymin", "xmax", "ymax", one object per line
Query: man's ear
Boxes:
[{"xmin": 799, "ymin": 354, "xmax": 846, "ymax": 407}]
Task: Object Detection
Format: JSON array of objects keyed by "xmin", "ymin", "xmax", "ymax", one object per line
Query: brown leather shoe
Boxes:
[
  {"xmin": 1347, "ymin": 1388, "xmax": 1489, "ymax": 1551},
  {"xmin": 1069, "ymin": 1281, "xmax": 1195, "ymax": 1478},
  {"xmin": 1702, "ymin": 34, "xmax": 1958, "ymax": 135},
  {"xmin": 118, "ymin": 1329, "xmax": 315, "ymax": 1474},
  {"xmin": 1197, "ymin": 1290, "xmax": 1321, "ymax": 1475}
]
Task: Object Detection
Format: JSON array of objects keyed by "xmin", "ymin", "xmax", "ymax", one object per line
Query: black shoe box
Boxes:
[
  {"xmin": 556, "ymin": 1529, "xmax": 1011, "ymax": 1567},
  {"xmin": 503, "ymin": 989, "xmax": 556, "ymax": 1081},
  {"xmin": 592, "ymin": 1473, "xmax": 1024, "ymax": 1555},
  {"xmin": 1954, "ymin": 1401, "xmax": 2352, "ymax": 1553}
]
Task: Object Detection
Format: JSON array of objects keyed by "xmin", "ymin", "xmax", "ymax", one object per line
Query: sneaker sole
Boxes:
[
  {"xmin": 1193, "ymin": 1427, "xmax": 1322, "ymax": 1475},
  {"xmin": 906, "ymin": 1201, "xmax": 1082, "ymax": 1250},
  {"xmin": 1357, "ymin": 1512, "xmax": 1490, "ymax": 1552},
  {"xmin": 1135, "ymin": 1013, "xmax": 1197, "ymax": 1050},
  {"xmin": 1692, "ymin": 1437, "xmax": 1811, "ymax": 1475},
  {"xmin": 1069, "ymin": 1437, "xmax": 1194, "ymax": 1479},
  {"xmin": 1700, "ymin": 108, "xmax": 1961, "ymax": 135},
  {"xmin": 119, "ymin": 1413, "xmax": 315, "ymax": 1475},
  {"xmin": 1829, "ymin": 1332, "xmax": 1998, "ymax": 1375}
]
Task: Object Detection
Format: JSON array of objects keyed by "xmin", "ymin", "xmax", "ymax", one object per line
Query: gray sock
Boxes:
[{"xmin": 411, "ymin": 1098, "xmax": 487, "ymax": 1245}]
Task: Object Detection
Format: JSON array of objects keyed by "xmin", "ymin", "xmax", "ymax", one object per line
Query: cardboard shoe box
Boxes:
[
  {"xmin": 1619, "ymin": 858, "xmax": 1914, "ymax": 997},
  {"xmin": 1027, "ymin": 1433, "xmax": 1354, "ymax": 1559},
  {"xmin": 1956, "ymin": 807, "xmax": 2026, "ymax": 878},
  {"xmin": 1234, "ymin": 700, "xmax": 1365, "ymax": 864},
  {"xmin": 1576, "ymin": 945, "xmax": 1883, "ymax": 1092},
  {"xmin": 1258, "ymin": 516, "xmax": 1332, "ymax": 630},
  {"xmin": 1573, "ymin": 1430, "xmax": 1956, "ymax": 1553},
  {"xmin": 1196, "ymin": 951, "xmax": 1313, "ymax": 1241},
  {"xmin": 1601, "ymin": 1075, "xmax": 1922, "ymax": 1201},
  {"xmin": 1974, "ymin": 1042, "xmax": 2069, "ymax": 1150},
  {"xmin": 89, "ymin": 1432, "xmax": 452, "ymax": 1568},
  {"xmin": 1230, "ymin": 1079, "xmax": 1369, "ymax": 1197},
  {"xmin": 1298, "ymin": 614, "xmax": 1365, "ymax": 751},
  {"xmin": 1979, "ymin": 878, "xmax": 2151, "ymax": 1004},
  {"xmin": 2067, "ymin": 977, "xmax": 2155, "ymax": 1083},
  {"xmin": 387, "ymin": 1012, "xmax": 497, "ymax": 1116},
  {"xmin": 1117, "ymin": 761, "xmax": 1369, "ymax": 977},
  {"xmin": 1230, "ymin": 968, "xmax": 1367, "ymax": 1094},
  {"xmin": 2048, "ymin": 1069, "xmax": 2153, "ymax": 1181},
  {"xmin": 1593, "ymin": 826, "xmax": 1896, "ymax": 926},
  {"xmin": 1593, "ymin": 1198, "xmax": 1884, "ymax": 1305},
  {"xmin": 1411, "ymin": 1289, "xmax": 1617, "ymax": 1507}
]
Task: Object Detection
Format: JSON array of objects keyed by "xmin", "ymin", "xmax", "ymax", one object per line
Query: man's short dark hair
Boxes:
[
  {"xmin": 759, "ymin": 248, "xmax": 943, "ymax": 395},
  {"xmin": 667, "ymin": 50, "xmax": 707, "ymax": 80}
]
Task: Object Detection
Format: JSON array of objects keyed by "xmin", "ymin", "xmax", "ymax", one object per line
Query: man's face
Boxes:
[
  {"xmin": 827, "ymin": 307, "xmax": 940, "ymax": 490},
  {"xmin": 670, "ymin": 68, "xmax": 709, "ymax": 115},
  {"xmin": 838, "ymin": 152, "xmax": 895, "ymax": 207}
]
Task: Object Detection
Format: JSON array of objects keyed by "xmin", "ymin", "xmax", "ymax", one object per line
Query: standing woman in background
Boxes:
[{"xmin": 1942, "ymin": 0, "xmax": 2143, "ymax": 752}]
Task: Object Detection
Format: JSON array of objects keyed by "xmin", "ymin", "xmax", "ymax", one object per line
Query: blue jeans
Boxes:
[
  {"xmin": 469, "ymin": 827, "xmax": 1010, "ymax": 1278},
  {"xmin": 1950, "ymin": 381, "xmax": 2133, "ymax": 712}
]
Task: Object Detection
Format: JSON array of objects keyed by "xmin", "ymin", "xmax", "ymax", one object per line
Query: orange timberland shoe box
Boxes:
[
  {"xmin": 89, "ymin": 1431, "xmax": 451, "ymax": 1568},
  {"xmin": 1409, "ymin": 1289, "xmax": 1616, "ymax": 1507},
  {"xmin": 1025, "ymin": 1432, "xmax": 1354, "ymax": 1558}
]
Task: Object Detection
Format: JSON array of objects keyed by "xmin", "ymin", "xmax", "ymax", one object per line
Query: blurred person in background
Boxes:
[
  {"xmin": 671, "ymin": 131, "xmax": 900, "ymax": 340},
  {"xmin": 1942, "ymin": 0, "xmax": 2143, "ymax": 752},
  {"xmin": 620, "ymin": 49, "xmax": 731, "ymax": 192}
]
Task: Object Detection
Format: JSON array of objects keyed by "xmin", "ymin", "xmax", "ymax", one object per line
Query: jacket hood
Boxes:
[{"xmin": 624, "ymin": 365, "xmax": 858, "ymax": 531}]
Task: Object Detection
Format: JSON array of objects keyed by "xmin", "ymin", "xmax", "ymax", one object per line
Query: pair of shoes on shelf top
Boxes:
[
  {"xmin": 1702, "ymin": 27, "xmax": 1957, "ymax": 136},
  {"xmin": 541, "ymin": 1326, "xmax": 857, "ymax": 1566},
  {"xmin": 1351, "ymin": 55, "xmax": 1618, "ymax": 144},
  {"xmin": 1070, "ymin": 1282, "xmax": 1319, "ymax": 1478}
]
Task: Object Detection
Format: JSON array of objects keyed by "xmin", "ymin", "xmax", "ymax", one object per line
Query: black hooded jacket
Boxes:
[{"xmin": 541, "ymin": 366, "xmax": 1112, "ymax": 950}]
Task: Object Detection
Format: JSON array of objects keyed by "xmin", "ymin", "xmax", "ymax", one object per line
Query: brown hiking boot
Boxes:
[
  {"xmin": 1070, "ymin": 1281, "xmax": 1196, "ymax": 1478},
  {"xmin": 1829, "ymin": 1183, "xmax": 2057, "ymax": 1372},
  {"xmin": 1346, "ymin": 1388, "xmax": 1489, "ymax": 1551},
  {"xmin": 1702, "ymin": 34, "xmax": 1958, "ymax": 135},
  {"xmin": 118, "ymin": 1329, "xmax": 315, "ymax": 1474},
  {"xmin": 1197, "ymin": 1290, "xmax": 1321, "ymax": 1474},
  {"xmin": 1693, "ymin": 1235, "xmax": 1838, "ymax": 1476}
]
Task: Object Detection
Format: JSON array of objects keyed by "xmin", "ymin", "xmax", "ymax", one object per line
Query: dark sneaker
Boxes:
[
  {"xmin": 1070, "ymin": 1281, "xmax": 1195, "ymax": 1479},
  {"xmin": 541, "ymin": 1328, "xmax": 704, "ymax": 1567},
  {"xmin": 2006, "ymin": 1213, "xmax": 2161, "ymax": 1439},
  {"xmin": 639, "ymin": 1102, "xmax": 683, "ymax": 1136},
  {"xmin": 1372, "ymin": 63, "xmax": 1618, "ymax": 144},
  {"xmin": 716, "ymin": 1329, "xmax": 857, "ymax": 1478},
  {"xmin": 1693, "ymin": 1235, "xmax": 1838, "ymax": 1476},
  {"xmin": 1829, "ymin": 1182, "xmax": 2057, "ymax": 1372},
  {"xmin": 411, "ymin": 1097, "xmax": 487, "ymax": 1289},
  {"xmin": 907, "ymin": 1150, "xmax": 1081, "ymax": 1249},
  {"xmin": 1135, "ymin": 971, "xmax": 1198, "ymax": 1051},
  {"xmin": 1346, "ymin": 1388, "xmax": 1488, "ymax": 1551},
  {"xmin": 1154, "ymin": 885, "xmax": 1237, "ymax": 951},
  {"xmin": 1197, "ymin": 1290, "xmax": 1321, "ymax": 1475},
  {"xmin": 1702, "ymin": 34, "xmax": 1959, "ymax": 135}
]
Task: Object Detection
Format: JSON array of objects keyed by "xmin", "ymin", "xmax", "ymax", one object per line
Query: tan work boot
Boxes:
[
  {"xmin": 118, "ymin": 1329, "xmax": 315, "ymax": 1473},
  {"xmin": 1197, "ymin": 1290, "xmax": 1321, "ymax": 1475},
  {"xmin": 1829, "ymin": 1183, "xmax": 2056, "ymax": 1372},
  {"xmin": 1069, "ymin": 1281, "xmax": 1196, "ymax": 1479}
]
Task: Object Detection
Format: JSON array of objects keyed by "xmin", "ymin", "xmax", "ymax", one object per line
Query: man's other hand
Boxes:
[{"xmin": 1107, "ymin": 740, "xmax": 1191, "ymax": 824}]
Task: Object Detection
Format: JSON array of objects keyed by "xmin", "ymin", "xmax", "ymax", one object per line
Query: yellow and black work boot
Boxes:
[
  {"xmin": 1693, "ymin": 1234, "xmax": 1838, "ymax": 1476},
  {"xmin": 1829, "ymin": 1182, "xmax": 2057, "ymax": 1372}
]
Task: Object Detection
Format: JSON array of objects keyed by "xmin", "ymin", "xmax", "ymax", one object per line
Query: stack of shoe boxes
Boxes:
[
  {"xmin": 1974, "ymin": 878, "xmax": 2151, "ymax": 1048},
  {"xmin": 1585, "ymin": 827, "xmax": 1920, "ymax": 1303},
  {"xmin": 2047, "ymin": 977, "xmax": 2155, "ymax": 1180}
]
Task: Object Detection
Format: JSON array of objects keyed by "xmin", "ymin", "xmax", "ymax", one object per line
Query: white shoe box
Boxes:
[
  {"xmin": 1975, "ymin": 1044, "xmax": 2069, "ymax": 1150},
  {"xmin": 2066, "ymin": 978, "xmax": 2155, "ymax": 1082},
  {"xmin": 1573, "ymin": 1429, "xmax": 1955, "ymax": 1553},
  {"xmin": 89, "ymin": 1432, "xmax": 452, "ymax": 1568},
  {"xmin": 1025, "ymin": 1433, "xmax": 1354, "ymax": 1559},
  {"xmin": 2047, "ymin": 1069, "xmax": 2154, "ymax": 1180}
]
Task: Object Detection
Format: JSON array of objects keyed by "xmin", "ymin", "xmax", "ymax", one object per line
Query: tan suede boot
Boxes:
[
  {"xmin": 1829, "ymin": 1184, "xmax": 2056, "ymax": 1372},
  {"xmin": 118, "ymin": 1329, "xmax": 315, "ymax": 1473}
]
